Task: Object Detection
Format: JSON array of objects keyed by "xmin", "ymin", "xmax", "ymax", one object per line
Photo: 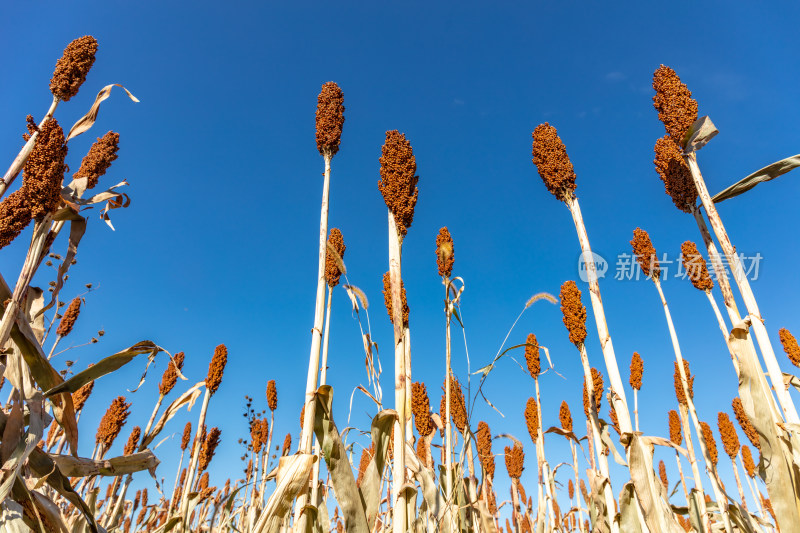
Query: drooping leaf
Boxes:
[
  {"xmin": 35, "ymin": 216, "xmax": 87, "ymax": 318},
  {"xmin": 27, "ymin": 446, "xmax": 98, "ymax": 533},
  {"xmin": 618, "ymin": 482, "xmax": 643, "ymax": 533},
  {"xmin": 140, "ymin": 381, "xmax": 204, "ymax": 448},
  {"xmin": 625, "ymin": 433, "xmax": 683, "ymax": 533},
  {"xmin": 252, "ymin": 454, "xmax": 316, "ymax": 533},
  {"xmin": 683, "ymin": 116, "xmax": 718, "ymax": 153},
  {"xmin": 0, "ymin": 273, "xmax": 80, "ymax": 455},
  {"xmin": 51, "ymin": 449, "xmax": 159, "ymax": 477},
  {"xmin": 44, "ymin": 340, "xmax": 167, "ymax": 397},
  {"xmin": 311, "ymin": 385, "xmax": 369, "ymax": 533},
  {"xmin": 359, "ymin": 409, "xmax": 396, "ymax": 530},
  {"xmin": 730, "ymin": 318, "xmax": 800, "ymax": 529},
  {"xmin": 67, "ymin": 84, "xmax": 139, "ymax": 141},
  {"xmin": 712, "ymin": 154, "xmax": 800, "ymax": 204}
]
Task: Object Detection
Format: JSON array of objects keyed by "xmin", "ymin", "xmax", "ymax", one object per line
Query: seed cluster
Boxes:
[
  {"xmin": 50, "ymin": 36, "xmax": 98, "ymax": 101},
  {"xmin": 411, "ymin": 381, "xmax": 434, "ymax": 437},
  {"xmin": 531, "ymin": 123, "xmax": 577, "ymax": 202},
  {"xmin": 524, "ymin": 333, "xmax": 540, "ymax": 379},
  {"xmin": 732, "ymin": 397, "xmax": 760, "ymax": 450},
  {"xmin": 57, "ymin": 297, "xmax": 82, "ymax": 338},
  {"xmin": 654, "ymin": 136, "xmax": 697, "ymax": 213},
  {"xmin": 582, "ymin": 367, "xmax": 604, "ymax": 418},
  {"xmin": 382, "ymin": 271, "xmax": 409, "ymax": 327},
  {"xmin": 559, "ymin": 401, "xmax": 573, "ymax": 433},
  {"xmin": 700, "ymin": 421, "xmax": 718, "ymax": 467},
  {"xmin": 199, "ymin": 427, "xmax": 221, "ymax": 472},
  {"xmin": 668, "ymin": 410, "xmax": 682, "ymax": 446},
  {"xmin": 158, "ymin": 352, "xmax": 185, "ymax": 396},
  {"xmin": 0, "ymin": 190, "xmax": 33, "ymax": 249},
  {"xmin": 416, "ymin": 437, "xmax": 430, "ymax": 468},
  {"xmin": 251, "ymin": 418, "xmax": 268, "ymax": 453},
  {"xmin": 629, "ymin": 352, "xmax": 643, "ymax": 391},
  {"xmin": 476, "ymin": 421, "xmax": 495, "ymax": 479},
  {"xmin": 315, "ymin": 82, "xmax": 345, "ymax": 157},
  {"xmin": 560, "ymin": 281, "xmax": 587, "ymax": 347},
  {"xmin": 266, "ymin": 380, "xmax": 278, "ymax": 411},
  {"xmin": 439, "ymin": 375, "xmax": 468, "ymax": 432},
  {"xmin": 96, "ymin": 396, "xmax": 131, "ymax": 449},
  {"xmin": 378, "ymin": 130, "xmax": 419, "ymax": 237},
  {"xmin": 73, "ymin": 131, "xmax": 120, "ymax": 189},
  {"xmin": 652, "ymin": 65, "xmax": 698, "ymax": 146},
  {"xmin": 356, "ymin": 444, "xmax": 374, "ymax": 488},
  {"xmin": 673, "ymin": 360, "xmax": 694, "ymax": 405},
  {"xmin": 658, "ymin": 460, "xmax": 668, "ymax": 491},
  {"xmin": 717, "ymin": 412, "xmax": 740, "ymax": 460},
  {"xmin": 325, "ymin": 228, "xmax": 346, "ymax": 287},
  {"xmin": 504, "ymin": 443, "xmax": 524, "ymax": 479},
  {"xmin": 281, "ymin": 433, "xmax": 292, "ymax": 456},
  {"xmin": 680, "ymin": 241, "xmax": 713, "ymax": 291},
  {"xmin": 631, "ymin": 228, "xmax": 660, "ymax": 280},
  {"xmin": 778, "ymin": 328, "xmax": 800, "ymax": 367},
  {"xmin": 181, "ymin": 422, "xmax": 192, "ymax": 451},
  {"xmin": 124, "ymin": 426, "xmax": 141, "ymax": 455},
  {"xmin": 435, "ymin": 227, "xmax": 454, "ymax": 278},
  {"xmin": 741, "ymin": 444, "xmax": 756, "ymax": 478},
  {"xmin": 72, "ymin": 379, "xmax": 94, "ymax": 411},
  {"xmin": 524, "ymin": 398, "xmax": 539, "ymax": 443},
  {"xmin": 22, "ymin": 118, "xmax": 68, "ymax": 219},
  {"xmin": 206, "ymin": 344, "xmax": 227, "ymax": 395},
  {"xmin": 608, "ymin": 403, "xmax": 620, "ymax": 435}
]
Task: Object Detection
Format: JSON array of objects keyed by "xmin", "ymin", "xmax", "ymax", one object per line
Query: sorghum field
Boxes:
[{"xmin": 2, "ymin": 12, "xmax": 800, "ymax": 533}]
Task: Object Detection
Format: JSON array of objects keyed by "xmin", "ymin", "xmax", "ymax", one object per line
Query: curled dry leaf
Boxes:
[{"xmin": 67, "ymin": 84, "xmax": 139, "ymax": 141}]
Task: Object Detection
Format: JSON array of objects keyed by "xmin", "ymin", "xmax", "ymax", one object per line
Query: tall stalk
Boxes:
[
  {"xmin": 567, "ymin": 196, "xmax": 632, "ymax": 433},
  {"xmin": 378, "ymin": 129, "xmax": 419, "ymax": 533},
  {"xmin": 388, "ymin": 213, "xmax": 408, "ymax": 533},
  {"xmin": 297, "ymin": 82, "xmax": 344, "ymax": 531},
  {"xmin": 437, "ymin": 227, "xmax": 457, "ymax": 530},
  {"xmin": 179, "ymin": 344, "xmax": 226, "ymax": 531},
  {"xmin": 444, "ymin": 277, "xmax": 455, "ymax": 530},
  {"xmin": 685, "ymin": 153, "xmax": 799, "ymax": 424},
  {"xmin": 654, "ymin": 278, "xmax": 731, "ymax": 533}
]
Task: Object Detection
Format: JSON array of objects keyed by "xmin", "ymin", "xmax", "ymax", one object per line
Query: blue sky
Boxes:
[{"xmin": 2, "ymin": 0, "xmax": 800, "ymax": 517}]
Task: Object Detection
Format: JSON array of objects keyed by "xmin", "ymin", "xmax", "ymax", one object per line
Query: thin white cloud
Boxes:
[{"xmin": 605, "ymin": 71, "xmax": 626, "ymax": 82}]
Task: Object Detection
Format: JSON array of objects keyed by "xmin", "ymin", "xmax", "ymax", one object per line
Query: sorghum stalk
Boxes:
[
  {"xmin": 632, "ymin": 227, "xmax": 729, "ymax": 529},
  {"xmin": 2, "ymin": 36, "xmax": 97, "ymax": 198},
  {"xmin": 0, "ymin": 98, "xmax": 59, "ymax": 199},
  {"xmin": 652, "ymin": 65, "xmax": 796, "ymax": 424},
  {"xmin": 532, "ymin": 125, "xmax": 633, "ymax": 437},
  {"xmin": 630, "ymin": 351, "xmax": 643, "ymax": 432},
  {"xmin": 718, "ymin": 412, "xmax": 748, "ymax": 511},
  {"xmin": 179, "ymin": 345, "xmax": 225, "ymax": 530},
  {"xmin": 309, "ymin": 284, "xmax": 334, "ymax": 509},
  {"xmin": 652, "ymin": 275, "xmax": 731, "ymax": 532},
  {"xmin": 685, "ymin": 154, "xmax": 799, "ymax": 424},
  {"xmin": 739, "ymin": 446, "xmax": 764, "ymax": 517},
  {"xmin": 559, "ymin": 280, "xmax": 617, "ymax": 532},
  {"xmin": 578, "ymin": 345, "xmax": 618, "ymax": 532},
  {"xmin": 669, "ymin": 410, "xmax": 691, "ymax": 504},
  {"xmin": 689, "ymin": 208, "xmax": 782, "ymax": 424},
  {"xmin": 566, "ymin": 195, "xmax": 633, "ymax": 433},
  {"xmin": 296, "ymin": 83, "xmax": 344, "ymax": 532},
  {"xmin": 560, "ymin": 401, "xmax": 586, "ymax": 533},
  {"xmin": 379, "ymin": 129, "xmax": 418, "ymax": 533},
  {"xmin": 438, "ymin": 226, "xmax": 457, "ymax": 531}
]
